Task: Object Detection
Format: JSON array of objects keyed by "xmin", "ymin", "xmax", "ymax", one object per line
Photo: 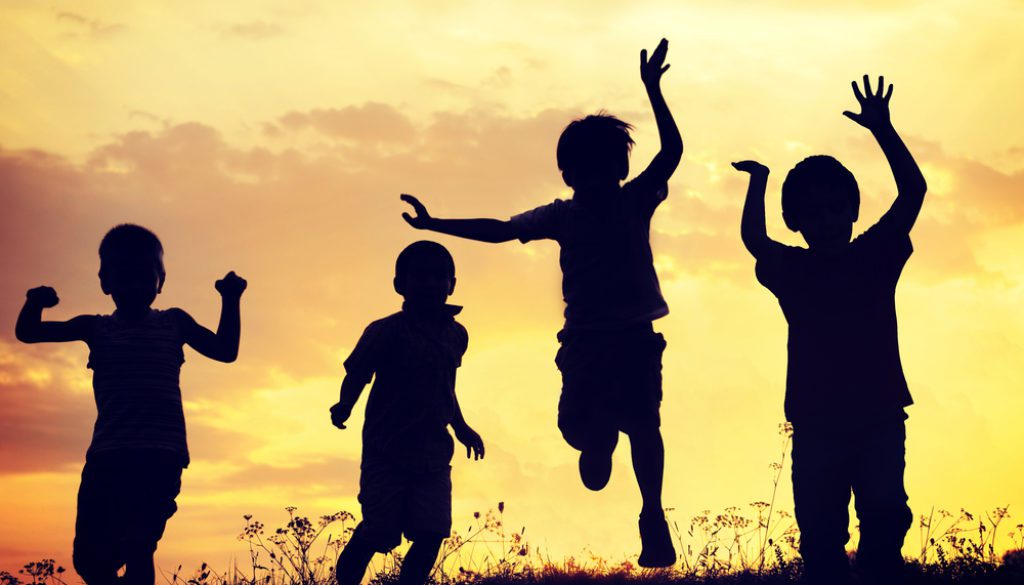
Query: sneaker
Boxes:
[
  {"xmin": 578, "ymin": 434, "xmax": 617, "ymax": 491},
  {"xmin": 638, "ymin": 511, "xmax": 676, "ymax": 568}
]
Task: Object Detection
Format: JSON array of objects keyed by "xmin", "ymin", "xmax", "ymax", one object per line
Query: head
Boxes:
[
  {"xmin": 393, "ymin": 241, "xmax": 456, "ymax": 307},
  {"xmin": 98, "ymin": 224, "xmax": 165, "ymax": 314},
  {"xmin": 557, "ymin": 113, "xmax": 634, "ymax": 192},
  {"xmin": 781, "ymin": 155, "xmax": 860, "ymax": 249}
]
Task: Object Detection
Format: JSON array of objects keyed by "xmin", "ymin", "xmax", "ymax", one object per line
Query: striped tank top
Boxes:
[{"xmin": 86, "ymin": 309, "xmax": 189, "ymax": 466}]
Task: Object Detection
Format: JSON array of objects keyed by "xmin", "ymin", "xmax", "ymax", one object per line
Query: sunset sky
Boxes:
[{"xmin": 2, "ymin": 0, "xmax": 1024, "ymax": 578}]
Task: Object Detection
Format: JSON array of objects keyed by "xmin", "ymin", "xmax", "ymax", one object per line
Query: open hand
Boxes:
[
  {"xmin": 843, "ymin": 75, "xmax": 893, "ymax": 131},
  {"xmin": 454, "ymin": 424, "xmax": 485, "ymax": 460},
  {"xmin": 640, "ymin": 38, "xmax": 670, "ymax": 88},
  {"xmin": 732, "ymin": 160, "xmax": 770, "ymax": 178},
  {"xmin": 400, "ymin": 194, "xmax": 432, "ymax": 229},
  {"xmin": 215, "ymin": 271, "xmax": 247, "ymax": 299},
  {"xmin": 26, "ymin": 286, "xmax": 59, "ymax": 308},
  {"xmin": 329, "ymin": 402, "xmax": 351, "ymax": 430}
]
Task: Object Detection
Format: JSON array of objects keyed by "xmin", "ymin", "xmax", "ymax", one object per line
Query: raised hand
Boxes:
[
  {"xmin": 843, "ymin": 75, "xmax": 893, "ymax": 131},
  {"xmin": 454, "ymin": 424, "xmax": 485, "ymax": 460},
  {"xmin": 400, "ymin": 194, "xmax": 433, "ymax": 229},
  {"xmin": 732, "ymin": 160, "xmax": 770, "ymax": 178},
  {"xmin": 640, "ymin": 38, "xmax": 670, "ymax": 88},
  {"xmin": 26, "ymin": 286, "xmax": 59, "ymax": 308},
  {"xmin": 329, "ymin": 402, "xmax": 351, "ymax": 430},
  {"xmin": 215, "ymin": 271, "xmax": 247, "ymax": 299}
]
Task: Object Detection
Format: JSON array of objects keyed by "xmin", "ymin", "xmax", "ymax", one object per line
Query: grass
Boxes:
[{"xmin": 4, "ymin": 426, "xmax": 1024, "ymax": 585}]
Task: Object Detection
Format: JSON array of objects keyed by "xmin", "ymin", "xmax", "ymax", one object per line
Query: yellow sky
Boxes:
[{"xmin": 2, "ymin": 0, "xmax": 1024, "ymax": 577}]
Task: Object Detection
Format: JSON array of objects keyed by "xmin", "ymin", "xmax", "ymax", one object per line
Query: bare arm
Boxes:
[
  {"xmin": 734, "ymin": 161, "xmax": 785, "ymax": 259},
  {"xmin": 634, "ymin": 38, "xmax": 684, "ymax": 187},
  {"xmin": 450, "ymin": 374, "xmax": 484, "ymax": 460},
  {"xmin": 329, "ymin": 374, "xmax": 369, "ymax": 430},
  {"xmin": 15, "ymin": 286, "xmax": 94, "ymax": 343},
  {"xmin": 401, "ymin": 194, "xmax": 517, "ymax": 243},
  {"xmin": 843, "ymin": 75, "xmax": 927, "ymax": 234},
  {"xmin": 177, "ymin": 272, "xmax": 246, "ymax": 363}
]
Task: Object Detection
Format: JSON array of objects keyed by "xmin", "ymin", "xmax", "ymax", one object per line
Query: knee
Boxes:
[
  {"xmin": 354, "ymin": 522, "xmax": 401, "ymax": 554},
  {"xmin": 859, "ymin": 499, "xmax": 912, "ymax": 532},
  {"xmin": 73, "ymin": 550, "xmax": 116, "ymax": 585}
]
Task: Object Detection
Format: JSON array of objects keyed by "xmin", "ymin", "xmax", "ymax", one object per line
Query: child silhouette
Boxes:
[
  {"xmin": 399, "ymin": 39, "xmax": 682, "ymax": 567},
  {"xmin": 15, "ymin": 224, "xmax": 246, "ymax": 585},
  {"xmin": 735, "ymin": 76, "xmax": 927, "ymax": 584},
  {"xmin": 329, "ymin": 241, "xmax": 484, "ymax": 585}
]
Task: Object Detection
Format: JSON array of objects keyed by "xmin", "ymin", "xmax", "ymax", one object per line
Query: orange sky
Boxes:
[{"xmin": 2, "ymin": 0, "xmax": 1024, "ymax": 578}]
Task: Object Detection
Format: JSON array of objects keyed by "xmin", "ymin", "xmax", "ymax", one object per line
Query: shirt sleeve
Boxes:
[
  {"xmin": 508, "ymin": 200, "xmax": 565, "ymax": 243},
  {"xmin": 856, "ymin": 220, "xmax": 914, "ymax": 284},
  {"xmin": 623, "ymin": 175, "xmax": 669, "ymax": 215},
  {"xmin": 450, "ymin": 323, "xmax": 469, "ymax": 368},
  {"xmin": 754, "ymin": 245, "xmax": 802, "ymax": 297},
  {"xmin": 343, "ymin": 320, "xmax": 389, "ymax": 384}
]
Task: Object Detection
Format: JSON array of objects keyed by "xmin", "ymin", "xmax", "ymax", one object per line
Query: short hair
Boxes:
[
  {"xmin": 781, "ymin": 155, "xmax": 860, "ymax": 231},
  {"xmin": 556, "ymin": 113, "xmax": 634, "ymax": 179},
  {"xmin": 98, "ymin": 224, "xmax": 165, "ymax": 279},
  {"xmin": 395, "ymin": 241, "xmax": 455, "ymax": 281}
]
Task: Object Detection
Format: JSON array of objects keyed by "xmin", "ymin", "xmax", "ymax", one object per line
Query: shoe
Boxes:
[
  {"xmin": 578, "ymin": 434, "xmax": 617, "ymax": 491},
  {"xmin": 638, "ymin": 511, "xmax": 676, "ymax": 568}
]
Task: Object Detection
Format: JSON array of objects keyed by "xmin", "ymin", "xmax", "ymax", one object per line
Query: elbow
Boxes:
[{"xmin": 14, "ymin": 327, "xmax": 36, "ymax": 344}]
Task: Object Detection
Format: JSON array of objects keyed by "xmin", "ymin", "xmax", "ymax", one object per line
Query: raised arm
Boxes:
[
  {"xmin": 176, "ymin": 271, "xmax": 246, "ymax": 363},
  {"xmin": 734, "ymin": 160, "xmax": 784, "ymax": 259},
  {"xmin": 843, "ymin": 75, "xmax": 928, "ymax": 235},
  {"xmin": 15, "ymin": 286, "xmax": 94, "ymax": 343},
  {"xmin": 401, "ymin": 194, "xmax": 517, "ymax": 243},
  {"xmin": 634, "ymin": 38, "xmax": 683, "ymax": 187}
]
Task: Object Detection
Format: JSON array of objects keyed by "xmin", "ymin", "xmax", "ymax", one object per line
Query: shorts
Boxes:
[
  {"xmin": 554, "ymin": 323, "xmax": 666, "ymax": 452},
  {"xmin": 73, "ymin": 450, "xmax": 183, "ymax": 578},
  {"xmin": 357, "ymin": 459, "xmax": 452, "ymax": 552}
]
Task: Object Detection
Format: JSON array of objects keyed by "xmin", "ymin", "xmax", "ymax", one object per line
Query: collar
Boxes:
[{"xmin": 401, "ymin": 301, "xmax": 462, "ymax": 318}]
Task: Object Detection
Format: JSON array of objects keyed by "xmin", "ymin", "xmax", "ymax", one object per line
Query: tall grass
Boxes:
[{"xmin": 4, "ymin": 426, "xmax": 1024, "ymax": 584}]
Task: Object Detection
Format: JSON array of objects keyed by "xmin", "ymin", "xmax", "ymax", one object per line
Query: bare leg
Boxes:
[
  {"xmin": 629, "ymin": 426, "xmax": 664, "ymax": 515},
  {"xmin": 336, "ymin": 524, "xmax": 376, "ymax": 585},
  {"xmin": 397, "ymin": 537, "xmax": 443, "ymax": 585},
  {"xmin": 122, "ymin": 553, "xmax": 155, "ymax": 585}
]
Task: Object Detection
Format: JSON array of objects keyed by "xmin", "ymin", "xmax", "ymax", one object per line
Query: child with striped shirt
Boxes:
[{"xmin": 15, "ymin": 224, "xmax": 247, "ymax": 585}]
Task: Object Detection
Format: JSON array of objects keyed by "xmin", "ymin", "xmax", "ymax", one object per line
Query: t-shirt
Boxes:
[
  {"xmin": 86, "ymin": 309, "xmax": 189, "ymax": 466},
  {"xmin": 344, "ymin": 307, "xmax": 469, "ymax": 470},
  {"xmin": 509, "ymin": 178, "xmax": 670, "ymax": 330},
  {"xmin": 755, "ymin": 220, "xmax": 914, "ymax": 426}
]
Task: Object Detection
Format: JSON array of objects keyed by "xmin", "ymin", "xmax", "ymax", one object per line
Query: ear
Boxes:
[
  {"xmin": 157, "ymin": 274, "xmax": 166, "ymax": 294},
  {"xmin": 617, "ymin": 156, "xmax": 629, "ymax": 181},
  {"xmin": 849, "ymin": 207, "xmax": 859, "ymax": 223},
  {"xmin": 448, "ymin": 276, "xmax": 457, "ymax": 295},
  {"xmin": 393, "ymin": 276, "xmax": 404, "ymax": 296},
  {"xmin": 560, "ymin": 170, "xmax": 575, "ymax": 189},
  {"xmin": 99, "ymin": 273, "xmax": 111, "ymax": 295}
]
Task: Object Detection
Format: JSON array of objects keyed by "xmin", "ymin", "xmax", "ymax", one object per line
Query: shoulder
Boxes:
[
  {"xmin": 451, "ymin": 320, "xmax": 469, "ymax": 351},
  {"xmin": 754, "ymin": 244, "xmax": 806, "ymax": 287},
  {"xmin": 854, "ymin": 220, "xmax": 913, "ymax": 254},
  {"xmin": 362, "ymin": 312, "xmax": 404, "ymax": 339},
  {"xmin": 68, "ymin": 314, "xmax": 99, "ymax": 341},
  {"xmin": 163, "ymin": 307, "xmax": 194, "ymax": 324},
  {"xmin": 622, "ymin": 176, "xmax": 669, "ymax": 206}
]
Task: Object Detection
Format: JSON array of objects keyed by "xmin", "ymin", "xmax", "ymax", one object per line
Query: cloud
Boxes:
[
  {"xmin": 56, "ymin": 11, "xmax": 126, "ymax": 39},
  {"xmin": 270, "ymin": 103, "xmax": 417, "ymax": 145},
  {"xmin": 219, "ymin": 21, "xmax": 286, "ymax": 40},
  {"xmin": 2, "ymin": 101, "xmax": 1024, "ymax": 573}
]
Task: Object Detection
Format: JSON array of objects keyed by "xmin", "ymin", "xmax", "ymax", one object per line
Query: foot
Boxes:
[
  {"xmin": 578, "ymin": 435, "xmax": 617, "ymax": 491},
  {"xmin": 638, "ymin": 510, "xmax": 676, "ymax": 568}
]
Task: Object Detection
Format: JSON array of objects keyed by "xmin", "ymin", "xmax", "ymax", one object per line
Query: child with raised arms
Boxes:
[
  {"xmin": 15, "ymin": 224, "xmax": 247, "ymax": 585},
  {"xmin": 399, "ymin": 39, "xmax": 682, "ymax": 567}
]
